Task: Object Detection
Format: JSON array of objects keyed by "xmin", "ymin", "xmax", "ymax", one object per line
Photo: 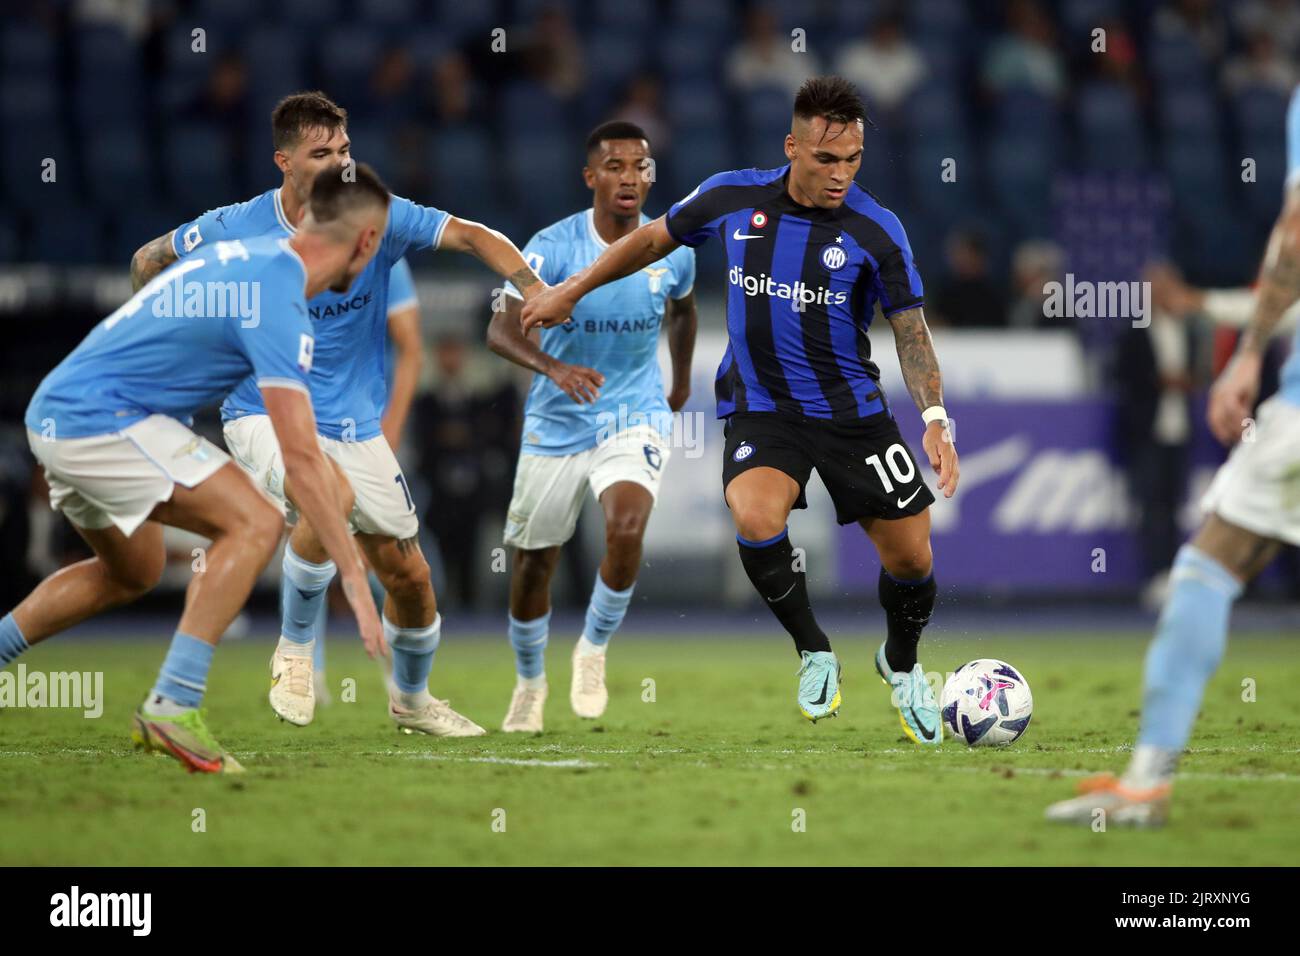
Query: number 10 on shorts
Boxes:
[{"xmin": 864, "ymin": 443, "xmax": 916, "ymax": 493}]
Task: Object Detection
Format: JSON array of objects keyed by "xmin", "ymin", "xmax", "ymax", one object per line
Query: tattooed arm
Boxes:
[
  {"xmin": 438, "ymin": 218, "xmax": 545, "ymax": 301},
  {"xmin": 888, "ymin": 306, "xmax": 959, "ymax": 496},
  {"xmin": 1208, "ymin": 188, "xmax": 1300, "ymax": 445},
  {"xmin": 129, "ymin": 230, "xmax": 178, "ymax": 292}
]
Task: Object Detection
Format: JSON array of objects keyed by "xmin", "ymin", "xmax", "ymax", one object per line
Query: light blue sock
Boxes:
[
  {"xmin": 0, "ymin": 613, "xmax": 29, "ymax": 666},
  {"xmin": 150, "ymin": 632, "xmax": 215, "ymax": 709},
  {"xmin": 280, "ymin": 544, "xmax": 336, "ymax": 645},
  {"xmin": 508, "ymin": 611, "xmax": 550, "ymax": 679},
  {"xmin": 1137, "ymin": 545, "xmax": 1242, "ymax": 751},
  {"xmin": 312, "ymin": 598, "xmax": 328, "ymax": 671},
  {"xmin": 387, "ymin": 614, "xmax": 440, "ymax": 695},
  {"xmin": 583, "ymin": 572, "xmax": 635, "ymax": 647}
]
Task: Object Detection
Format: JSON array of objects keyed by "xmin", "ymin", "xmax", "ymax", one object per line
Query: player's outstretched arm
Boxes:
[
  {"xmin": 664, "ymin": 290, "xmax": 698, "ymax": 411},
  {"xmin": 439, "ymin": 217, "xmax": 546, "ymax": 301},
  {"xmin": 889, "ymin": 306, "xmax": 959, "ymax": 497},
  {"xmin": 261, "ymin": 386, "xmax": 386, "ymax": 658},
  {"xmin": 522, "ymin": 217, "xmax": 680, "ymax": 332},
  {"xmin": 129, "ymin": 230, "xmax": 179, "ymax": 292},
  {"xmin": 381, "ymin": 304, "xmax": 423, "ymax": 449},
  {"xmin": 486, "ymin": 294, "xmax": 604, "ymax": 404},
  {"xmin": 1209, "ymin": 189, "xmax": 1300, "ymax": 444}
]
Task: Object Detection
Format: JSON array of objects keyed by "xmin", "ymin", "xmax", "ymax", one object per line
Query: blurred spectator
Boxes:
[
  {"xmin": 368, "ymin": 46, "xmax": 418, "ymax": 122},
  {"xmin": 1007, "ymin": 239, "xmax": 1067, "ymax": 329},
  {"xmin": 183, "ymin": 53, "xmax": 250, "ymax": 134},
  {"xmin": 73, "ymin": 0, "xmax": 150, "ymax": 37},
  {"xmin": 1153, "ymin": 0, "xmax": 1226, "ymax": 62},
  {"xmin": 725, "ymin": 6, "xmax": 820, "ymax": 95},
  {"xmin": 833, "ymin": 14, "xmax": 927, "ymax": 116},
  {"xmin": 981, "ymin": 0, "xmax": 1065, "ymax": 100},
  {"xmin": 1223, "ymin": 29, "xmax": 1298, "ymax": 96},
  {"xmin": 1114, "ymin": 262, "xmax": 1210, "ymax": 606},
  {"xmin": 1231, "ymin": 0, "xmax": 1300, "ymax": 59},
  {"xmin": 412, "ymin": 335, "xmax": 521, "ymax": 610},
  {"xmin": 610, "ymin": 74, "xmax": 671, "ymax": 153},
  {"xmin": 426, "ymin": 51, "xmax": 477, "ymax": 125},
  {"xmin": 520, "ymin": 4, "xmax": 584, "ymax": 100},
  {"xmin": 930, "ymin": 230, "xmax": 1008, "ymax": 328}
]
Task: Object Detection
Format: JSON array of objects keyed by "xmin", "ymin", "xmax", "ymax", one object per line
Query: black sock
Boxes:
[
  {"xmin": 737, "ymin": 530, "xmax": 831, "ymax": 655},
  {"xmin": 879, "ymin": 567, "xmax": 936, "ymax": 672}
]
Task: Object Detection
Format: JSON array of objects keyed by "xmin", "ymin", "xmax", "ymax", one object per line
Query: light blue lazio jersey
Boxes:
[
  {"xmin": 385, "ymin": 256, "xmax": 418, "ymax": 397},
  {"xmin": 26, "ymin": 235, "xmax": 313, "ymax": 439},
  {"xmin": 1281, "ymin": 84, "xmax": 1300, "ymax": 405},
  {"xmin": 506, "ymin": 209, "xmax": 695, "ymax": 456},
  {"xmin": 172, "ymin": 188, "xmax": 448, "ymax": 440}
]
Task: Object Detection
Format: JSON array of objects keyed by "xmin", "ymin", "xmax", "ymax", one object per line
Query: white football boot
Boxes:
[
  {"xmin": 269, "ymin": 642, "xmax": 316, "ymax": 726},
  {"xmin": 502, "ymin": 679, "xmax": 547, "ymax": 733},
  {"xmin": 570, "ymin": 643, "xmax": 608, "ymax": 719},
  {"xmin": 389, "ymin": 691, "xmax": 486, "ymax": 737}
]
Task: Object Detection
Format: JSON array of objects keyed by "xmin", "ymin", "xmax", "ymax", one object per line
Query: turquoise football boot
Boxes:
[
  {"xmin": 797, "ymin": 650, "xmax": 842, "ymax": 722},
  {"xmin": 874, "ymin": 642, "xmax": 942, "ymax": 745}
]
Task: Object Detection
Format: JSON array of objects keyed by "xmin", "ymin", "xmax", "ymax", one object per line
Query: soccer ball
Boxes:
[{"xmin": 940, "ymin": 659, "xmax": 1033, "ymax": 746}]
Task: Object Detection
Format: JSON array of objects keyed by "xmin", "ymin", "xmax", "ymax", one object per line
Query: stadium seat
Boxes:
[
  {"xmin": 507, "ymin": 136, "xmax": 581, "ymax": 227},
  {"xmin": 1060, "ymin": 0, "xmax": 1120, "ymax": 37},
  {"xmin": 273, "ymin": 0, "xmax": 346, "ymax": 28},
  {"xmin": 584, "ymin": 29, "xmax": 649, "ymax": 91},
  {"xmin": 430, "ymin": 126, "xmax": 493, "ymax": 207},
  {"xmin": 667, "ymin": 0, "xmax": 736, "ymax": 33},
  {"xmin": 665, "ymin": 81, "xmax": 726, "ymax": 131},
  {"xmin": 159, "ymin": 25, "xmax": 229, "ymax": 117},
  {"xmin": 1076, "ymin": 81, "xmax": 1147, "ymax": 170},
  {"xmin": 1159, "ymin": 87, "xmax": 1218, "ymax": 140},
  {"xmin": 659, "ymin": 28, "xmax": 725, "ymax": 82},
  {"xmin": 165, "ymin": 125, "xmax": 237, "ymax": 210},
  {"xmin": 1148, "ymin": 34, "xmax": 1212, "ymax": 91},
  {"xmin": 192, "ymin": 0, "xmax": 264, "ymax": 25},
  {"xmin": 244, "ymin": 27, "xmax": 309, "ymax": 102},
  {"xmin": 0, "ymin": 75, "xmax": 60, "ymax": 126},
  {"xmin": 83, "ymin": 128, "xmax": 154, "ymax": 212},
  {"xmin": 317, "ymin": 26, "xmax": 385, "ymax": 102},
  {"xmin": 501, "ymin": 80, "xmax": 570, "ymax": 139},
  {"xmin": 430, "ymin": 0, "xmax": 499, "ymax": 39},
  {"xmin": 1, "ymin": 20, "xmax": 58, "ymax": 76},
  {"xmin": 667, "ymin": 129, "xmax": 735, "ymax": 199},
  {"xmin": 30, "ymin": 208, "xmax": 105, "ymax": 265},
  {"xmin": 108, "ymin": 205, "xmax": 188, "ymax": 268},
  {"xmin": 590, "ymin": 0, "xmax": 656, "ymax": 31},
  {"xmin": 0, "ymin": 122, "xmax": 73, "ymax": 213},
  {"xmin": 356, "ymin": 0, "xmax": 422, "ymax": 28}
]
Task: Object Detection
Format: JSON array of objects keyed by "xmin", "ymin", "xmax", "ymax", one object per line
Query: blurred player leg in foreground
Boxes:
[{"xmin": 1049, "ymin": 92, "xmax": 1300, "ymax": 825}]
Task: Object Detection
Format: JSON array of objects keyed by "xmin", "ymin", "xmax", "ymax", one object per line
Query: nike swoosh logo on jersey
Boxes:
[
  {"xmin": 811, "ymin": 674, "xmax": 830, "ymax": 706},
  {"xmin": 896, "ymin": 487, "xmax": 922, "ymax": 509},
  {"xmin": 732, "ymin": 229, "xmax": 765, "ymax": 240}
]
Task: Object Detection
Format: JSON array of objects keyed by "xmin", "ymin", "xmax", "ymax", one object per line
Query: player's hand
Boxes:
[
  {"xmin": 340, "ymin": 567, "xmax": 386, "ymax": 659},
  {"xmin": 521, "ymin": 282, "xmax": 577, "ymax": 332},
  {"xmin": 1207, "ymin": 351, "xmax": 1261, "ymax": 446},
  {"xmin": 548, "ymin": 361, "xmax": 604, "ymax": 404},
  {"xmin": 666, "ymin": 383, "xmax": 690, "ymax": 412},
  {"xmin": 923, "ymin": 419, "xmax": 959, "ymax": 497}
]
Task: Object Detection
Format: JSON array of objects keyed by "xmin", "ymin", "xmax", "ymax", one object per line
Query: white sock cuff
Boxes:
[
  {"xmin": 283, "ymin": 544, "xmax": 337, "ymax": 590},
  {"xmin": 383, "ymin": 613, "xmax": 441, "ymax": 654}
]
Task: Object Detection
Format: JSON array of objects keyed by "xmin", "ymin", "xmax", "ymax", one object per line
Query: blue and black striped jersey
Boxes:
[{"xmin": 666, "ymin": 165, "xmax": 924, "ymax": 422}]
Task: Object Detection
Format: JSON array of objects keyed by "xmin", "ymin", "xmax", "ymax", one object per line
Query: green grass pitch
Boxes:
[{"xmin": 1, "ymin": 629, "xmax": 1297, "ymax": 866}]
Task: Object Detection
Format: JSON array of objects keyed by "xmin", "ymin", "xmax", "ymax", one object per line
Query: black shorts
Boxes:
[{"xmin": 721, "ymin": 411, "xmax": 935, "ymax": 525}]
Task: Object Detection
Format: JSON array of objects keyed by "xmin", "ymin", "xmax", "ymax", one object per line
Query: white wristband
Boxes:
[{"xmin": 921, "ymin": 405, "xmax": 948, "ymax": 426}]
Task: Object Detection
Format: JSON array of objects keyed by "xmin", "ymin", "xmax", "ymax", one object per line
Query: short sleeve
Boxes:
[
  {"xmin": 173, "ymin": 200, "xmax": 259, "ymax": 258},
  {"xmin": 388, "ymin": 257, "xmax": 418, "ymax": 312},
  {"xmin": 669, "ymin": 247, "xmax": 696, "ymax": 300},
  {"xmin": 384, "ymin": 196, "xmax": 451, "ymax": 263},
  {"xmin": 231, "ymin": 257, "xmax": 314, "ymax": 395},
  {"xmin": 502, "ymin": 232, "xmax": 556, "ymax": 301},
  {"xmin": 1287, "ymin": 85, "xmax": 1300, "ymax": 190},
  {"xmin": 871, "ymin": 218, "xmax": 925, "ymax": 317},
  {"xmin": 665, "ymin": 171, "xmax": 741, "ymax": 247}
]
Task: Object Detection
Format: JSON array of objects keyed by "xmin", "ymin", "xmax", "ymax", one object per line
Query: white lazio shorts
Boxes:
[
  {"xmin": 1200, "ymin": 395, "xmax": 1300, "ymax": 546},
  {"xmin": 222, "ymin": 414, "xmax": 418, "ymax": 541},
  {"xmin": 28, "ymin": 414, "xmax": 229, "ymax": 537},
  {"xmin": 503, "ymin": 425, "xmax": 670, "ymax": 550}
]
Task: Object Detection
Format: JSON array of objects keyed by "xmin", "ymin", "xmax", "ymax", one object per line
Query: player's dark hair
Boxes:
[
  {"xmin": 307, "ymin": 162, "xmax": 390, "ymax": 225},
  {"xmin": 793, "ymin": 76, "xmax": 872, "ymax": 131},
  {"xmin": 585, "ymin": 120, "xmax": 650, "ymax": 158},
  {"xmin": 272, "ymin": 91, "xmax": 348, "ymax": 152}
]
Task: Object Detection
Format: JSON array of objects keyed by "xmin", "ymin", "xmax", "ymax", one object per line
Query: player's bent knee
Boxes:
[
  {"xmin": 605, "ymin": 517, "xmax": 647, "ymax": 555},
  {"xmin": 106, "ymin": 549, "xmax": 165, "ymax": 599}
]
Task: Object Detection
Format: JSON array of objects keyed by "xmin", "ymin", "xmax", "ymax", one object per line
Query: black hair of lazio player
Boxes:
[{"xmin": 585, "ymin": 120, "xmax": 651, "ymax": 157}]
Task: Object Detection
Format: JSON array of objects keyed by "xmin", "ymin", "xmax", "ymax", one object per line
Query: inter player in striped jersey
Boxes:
[
  {"xmin": 487, "ymin": 121, "xmax": 697, "ymax": 732},
  {"xmin": 129, "ymin": 92, "xmax": 546, "ymax": 736},
  {"xmin": 1048, "ymin": 84, "xmax": 1300, "ymax": 827},
  {"xmin": 524, "ymin": 77, "xmax": 960, "ymax": 741}
]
